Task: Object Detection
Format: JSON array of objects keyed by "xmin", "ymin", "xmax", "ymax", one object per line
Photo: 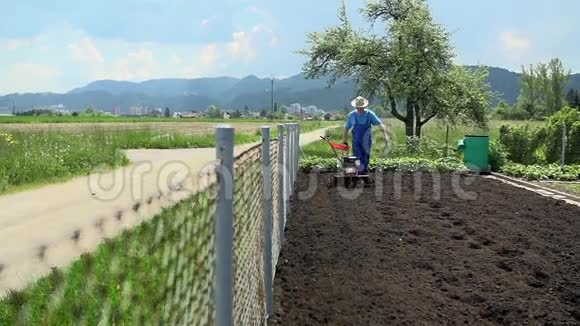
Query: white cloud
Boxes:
[
  {"xmin": 199, "ymin": 44, "xmax": 219, "ymax": 67},
  {"xmin": 499, "ymin": 30, "xmax": 531, "ymax": 52},
  {"xmin": 200, "ymin": 16, "xmax": 217, "ymax": 26},
  {"xmin": 171, "ymin": 54, "xmax": 182, "ymax": 65},
  {"xmin": 69, "ymin": 37, "xmax": 104, "ymax": 64},
  {"xmin": 227, "ymin": 31, "xmax": 254, "ymax": 61},
  {"xmin": 0, "ymin": 63, "xmax": 61, "ymax": 93},
  {"xmin": 0, "ymin": 21, "xmax": 280, "ymax": 93},
  {"xmin": 96, "ymin": 49, "xmax": 157, "ymax": 80},
  {"xmin": 2, "ymin": 39, "xmax": 32, "ymax": 50}
]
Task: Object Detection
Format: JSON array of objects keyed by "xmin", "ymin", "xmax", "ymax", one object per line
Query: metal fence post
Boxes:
[
  {"xmin": 294, "ymin": 123, "xmax": 299, "ymax": 181},
  {"xmin": 288, "ymin": 124, "xmax": 293, "ymax": 189},
  {"xmin": 261, "ymin": 126, "xmax": 274, "ymax": 316},
  {"xmin": 562, "ymin": 124, "xmax": 567, "ymax": 166},
  {"xmin": 285, "ymin": 124, "xmax": 291, "ymax": 214},
  {"xmin": 215, "ymin": 126, "xmax": 234, "ymax": 326},
  {"xmin": 290, "ymin": 124, "xmax": 295, "ymax": 192},
  {"xmin": 277, "ymin": 124, "xmax": 286, "ymax": 241}
]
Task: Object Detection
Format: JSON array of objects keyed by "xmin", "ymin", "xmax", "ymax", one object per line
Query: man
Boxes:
[{"xmin": 342, "ymin": 96, "xmax": 390, "ymax": 175}]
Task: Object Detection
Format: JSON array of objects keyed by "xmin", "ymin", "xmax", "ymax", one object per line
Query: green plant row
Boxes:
[
  {"xmin": 300, "ymin": 156, "xmax": 466, "ymax": 173},
  {"xmin": 500, "ymin": 163, "xmax": 580, "ymax": 181},
  {"xmin": 499, "ymin": 107, "xmax": 580, "ymax": 165}
]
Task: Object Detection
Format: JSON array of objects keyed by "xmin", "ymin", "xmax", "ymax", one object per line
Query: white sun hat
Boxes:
[{"xmin": 351, "ymin": 96, "xmax": 369, "ymax": 108}]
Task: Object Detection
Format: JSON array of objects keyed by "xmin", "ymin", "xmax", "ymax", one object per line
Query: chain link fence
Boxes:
[{"xmin": 0, "ymin": 123, "xmax": 301, "ymax": 325}]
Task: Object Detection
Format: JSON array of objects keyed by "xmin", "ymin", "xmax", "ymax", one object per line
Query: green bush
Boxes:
[
  {"xmin": 568, "ymin": 121, "xmax": 580, "ymax": 163},
  {"xmin": 299, "ymin": 157, "xmax": 465, "ymax": 173},
  {"xmin": 489, "ymin": 140, "xmax": 509, "ymax": 172},
  {"xmin": 495, "ymin": 104, "xmax": 529, "ymax": 120},
  {"xmin": 498, "ymin": 123, "xmax": 543, "ymax": 165},
  {"xmin": 544, "ymin": 107, "xmax": 580, "ymax": 164},
  {"xmin": 501, "ymin": 163, "xmax": 580, "ymax": 181},
  {"xmin": 497, "ymin": 107, "xmax": 580, "ymax": 165},
  {"xmin": 387, "ymin": 136, "xmax": 457, "ymax": 160}
]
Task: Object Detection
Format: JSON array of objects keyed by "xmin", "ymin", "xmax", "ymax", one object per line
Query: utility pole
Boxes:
[
  {"xmin": 11, "ymin": 99, "xmax": 15, "ymax": 115},
  {"xmin": 270, "ymin": 77, "xmax": 274, "ymax": 121}
]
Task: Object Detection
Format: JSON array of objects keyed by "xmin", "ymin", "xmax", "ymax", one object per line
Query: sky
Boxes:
[{"xmin": 0, "ymin": 0, "xmax": 579, "ymax": 94}]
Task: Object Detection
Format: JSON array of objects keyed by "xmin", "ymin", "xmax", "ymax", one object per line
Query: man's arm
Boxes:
[
  {"xmin": 343, "ymin": 113, "xmax": 352, "ymax": 144},
  {"xmin": 342, "ymin": 127, "xmax": 350, "ymax": 144},
  {"xmin": 379, "ymin": 122, "xmax": 392, "ymax": 144},
  {"xmin": 370, "ymin": 111, "xmax": 392, "ymax": 143}
]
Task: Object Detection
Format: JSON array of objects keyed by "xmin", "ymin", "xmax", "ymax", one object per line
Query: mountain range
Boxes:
[{"xmin": 2, "ymin": 67, "xmax": 580, "ymax": 113}]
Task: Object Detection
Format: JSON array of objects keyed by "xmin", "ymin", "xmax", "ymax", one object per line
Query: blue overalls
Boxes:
[{"xmin": 352, "ymin": 112, "xmax": 372, "ymax": 174}]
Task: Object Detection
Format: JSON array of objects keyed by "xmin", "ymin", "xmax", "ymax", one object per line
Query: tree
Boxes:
[
  {"xmin": 164, "ymin": 107, "xmax": 171, "ymax": 118},
  {"xmin": 548, "ymin": 58, "xmax": 570, "ymax": 114},
  {"xmin": 566, "ymin": 89, "xmax": 580, "ymax": 109},
  {"xmin": 83, "ymin": 107, "xmax": 96, "ymax": 116},
  {"xmin": 207, "ymin": 105, "xmax": 221, "ymax": 119},
  {"xmin": 231, "ymin": 109, "xmax": 242, "ymax": 118},
  {"xmin": 300, "ymin": 0, "xmax": 491, "ymax": 138},
  {"xmin": 243, "ymin": 105, "xmax": 250, "ymax": 116},
  {"xmin": 518, "ymin": 58, "xmax": 570, "ymax": 118},
  {"xmin": 259, "ymin": 109, "xmax": 268, "ymax": 118},
  {"xmin": 519, "ymin": 64, "xmax": 542, "ymax": 119}
]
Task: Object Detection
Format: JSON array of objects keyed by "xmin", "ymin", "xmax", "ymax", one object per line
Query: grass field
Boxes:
[
  {"xmin": 302, "ymin": 119, "xmax": 538, "ymax": 160},
  {"xmin": 0, "ymin": 115, "xmax": 299, "ymax": 124},
  {"xmin": 0, "ymin": 121, "xmax": 332, "ymax": 194}
]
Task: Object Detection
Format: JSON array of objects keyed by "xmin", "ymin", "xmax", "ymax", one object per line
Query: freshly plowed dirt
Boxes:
[{"xmin": 272, "ymin": 172, "xmax": 580, "ymax": 325}]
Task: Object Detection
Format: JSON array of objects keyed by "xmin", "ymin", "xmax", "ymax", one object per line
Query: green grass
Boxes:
[
  {"xmin": 0, "ymin": 130, "xmax": 130, "ymax": 194},
  {"xmin": 500, "ymin": 163, "xmax": 580, "ymax": 181},
  {"xmin": 302, "ymin": 119, "xmax": 538, "ymax": 160},
  {"xmin": 0, "ymin": 121, "xmax": 331, "ymax": 194},
  {"xmin": 546, "ymin": 182, "xmax": 580, "ymax": 196},
  {"xmin": 0, "ymin": 115, "xmax": 321, "ymax": 124},
  {"xmin": 0, "ymin": 129, "xmax": 256, "ymax": 194},
  {"xmin": 0, "ymin": 188, "xmax": 216, "ymax": 325}
]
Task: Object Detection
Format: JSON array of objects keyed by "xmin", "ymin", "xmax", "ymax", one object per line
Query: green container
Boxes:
[{"xmin": 457, "ymin": 135, "xmax": 490, "ymax": 174}]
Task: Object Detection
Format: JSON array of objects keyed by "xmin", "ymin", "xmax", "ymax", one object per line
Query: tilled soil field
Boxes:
[{"xmin": 272, "ymin": 172, "xmax": 580, "ymax": 325}]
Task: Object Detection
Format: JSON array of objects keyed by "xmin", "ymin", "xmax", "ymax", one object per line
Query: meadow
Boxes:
[
  {"xmin": 0, "ymin": 120, "xmax": 334, "ymax": 194},
  {"xmin": 0, "ymin": 115, "xmax": 298, "ymax": 124},
  {"xmin": 302, "ymin": 119, "xmax": 534, "ymax": 160}
]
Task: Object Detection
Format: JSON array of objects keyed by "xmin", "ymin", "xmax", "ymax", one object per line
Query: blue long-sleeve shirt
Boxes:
[{"xmin": 344, "ymin": 109, "xmax": 381, "ymax": 129}]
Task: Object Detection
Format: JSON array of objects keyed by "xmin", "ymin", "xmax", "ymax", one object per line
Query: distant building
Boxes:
[
  {"xmin": 289, "ymin": 103, "xmax": 301, "ymax": 114},
  {"xmin": 129, "ymin": 106, "xmax": 144, "ymax": 116},
  {"xmin": 0, "ymin": 107, "xmax": 12, "ymax": 116},
  {"xmin": 223, "ymin": 112, "xmax": 231, "ymax": 119},
  {"xmin": 180, "ymin": 112, "xmax": 206, "ymax": 118}
]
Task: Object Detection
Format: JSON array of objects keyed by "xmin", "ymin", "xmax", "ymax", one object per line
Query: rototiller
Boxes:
[{"xmin": 320, "ymin": 136, "xmax": 371, "ymax": 188}]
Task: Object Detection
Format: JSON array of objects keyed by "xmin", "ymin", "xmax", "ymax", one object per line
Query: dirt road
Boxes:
[
  {"xmin": 273, "ymin": 172, "xmax": 580, "ymax": 325},
  {"xmin": 0, "ymin": 127, "xmax": 327, "ymax": 294}
]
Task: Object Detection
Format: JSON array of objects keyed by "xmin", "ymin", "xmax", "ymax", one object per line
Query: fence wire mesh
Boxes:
[
  {"xmin": 233, "ymin": 144, "xmax": 266, "ymax": 325},
  {"xmin": 270, "ymin": 140, "xmax": 281, "ymax": 275},
  {"xmin": 0, "ymin": 169, "xmax": 218, "ymax": 325},
  {"xmin": 0, "ymin": 124, "xmax": 299, "ymax": 326}
]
